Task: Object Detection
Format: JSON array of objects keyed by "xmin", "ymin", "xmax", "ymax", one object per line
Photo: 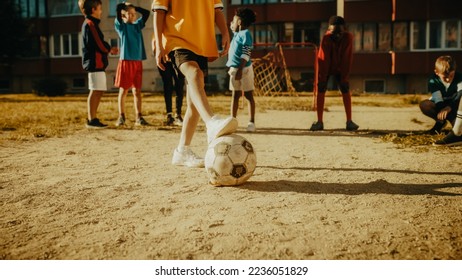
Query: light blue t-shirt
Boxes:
[
  {"xmin": 226, "ymin": 29, "xmax": 253, "ymax": 68},
  {"xmin": 115, "ymin": 18, "xmax": 146, "ymax": 61}
]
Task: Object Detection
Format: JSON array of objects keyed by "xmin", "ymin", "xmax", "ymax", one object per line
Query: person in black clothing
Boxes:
[{"xmin": 152, "ymin": 37, "xmax": 185, "ymax": 126}]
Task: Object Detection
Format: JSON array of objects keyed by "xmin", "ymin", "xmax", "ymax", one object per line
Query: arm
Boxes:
[
  {"xmin": 116, "ymin": 3, "xmax": 125, "ymax": 24},
  {"xmin": 215, "ymin": 8, "xmax": 230, "ymax": 57},
  {"xmin": 236, "ymin": 34, "xmax": 252, "ymax": 80},
  {"xmin": 153, "ymin": 9, "xmax": 167, "ymax": 70},
  {"xmin": 340, "ymin": 32, "xmax": 353, "ymax": 83},
  {"xmin": 136, "ymin": 6, "xmax": 150, "ymax": 24},
  {"xmin": 317, "ymin": 34, "xmax": 330, "ymax": 83},
  {"xmin": 87, "ymin": 20, "xmax": 111, "ymax": 54}
]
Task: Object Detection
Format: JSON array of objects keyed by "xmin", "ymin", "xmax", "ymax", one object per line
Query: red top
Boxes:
[{"xmin": 317, "ymin": 30, "xmax": 353, "ymax": 84}]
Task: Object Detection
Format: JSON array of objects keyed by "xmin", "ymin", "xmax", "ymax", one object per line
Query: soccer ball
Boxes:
[{"xmin": 205, "ymin": 134, "xmax": 257, "ymax": 186}]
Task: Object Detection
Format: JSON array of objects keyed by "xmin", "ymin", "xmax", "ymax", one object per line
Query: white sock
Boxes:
[
  {"xmin": 177, "ymin": 145, "xmax": 189, "ymax": 153},
  {"xmin": 453, "ymin": 110, "xmax": 462, "ymax": 136}
]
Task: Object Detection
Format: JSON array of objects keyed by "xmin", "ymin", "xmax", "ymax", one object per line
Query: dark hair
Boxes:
[
  {"xmin": 235, "ymin": 8, "xmax": 256, "ymax": 27},
  {"xmin": 328, "ymin": 15, "xmax": 345, "ymax": 26},
  {"xmin": 82, "ymin": 0, "xmax": 102, "ymax": 16}
]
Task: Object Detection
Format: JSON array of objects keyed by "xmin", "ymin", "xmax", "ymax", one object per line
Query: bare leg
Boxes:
[
  {"xmin": 132, "ymin": 87, "xmax": 142, "ymax": 118},
  {"xmin": 231, "ymin": 90, "xmax": 240, "ymax": 118},
  {"xmin": 117, "ymin": 87, "xmax": 128, "ymax": 116},
  {"xmin": 178, "ymin": 61, "xmax": 214, "ymax": 123},
  {"xmin": 178, "ymin": 84, "xmax": 200, "ymax": 147},
  {"xmin": 88, "ymin": 90, "xmax": 104, "ymax": 120},
  {"xmin": 244, "ymin": 91, "xmax": 255, "ymax": 123}
]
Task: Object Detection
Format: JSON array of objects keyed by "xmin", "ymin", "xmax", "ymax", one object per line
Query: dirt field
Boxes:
[{"xmin": 1, "ymin": 95, "xmax": 461, "ymax": 260}]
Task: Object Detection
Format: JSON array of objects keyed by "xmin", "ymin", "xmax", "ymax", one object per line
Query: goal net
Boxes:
[
  {"xmin": 251, "ymin": 42, "xmax": 319, "ymax": 109},
  {"xmin": 251, "ymin": 43, "xmax": 296, "ymax": 97}
]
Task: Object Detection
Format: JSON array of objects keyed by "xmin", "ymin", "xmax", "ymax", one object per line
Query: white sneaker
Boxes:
[
  {"xmin": 246, "ymin": 122, "xmax": 256, "ymax": 132},
  {"xmin": 171, "ymin": 147, "xmax": 204, "ymax": 168},
  {"xmin": 206, "ymin": 116, "xmax": 238, "ymax": 143}
]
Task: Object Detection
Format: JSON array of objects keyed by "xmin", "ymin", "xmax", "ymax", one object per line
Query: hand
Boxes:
[
  {"xmin": 110, "ymin": 47, "xmax": 119, "ymax": 55},
  {"xmin": 235, "ymin": 68, "xmax": 243, "ymax": 81},
  {"xmin": 219, "ymin": 33, "xmax": 230, "ymax": 57},
  {"xmin": 116, "ymin": 3, "xmax": 126, "ymax": 12},
  {"xmin": 155, "ymin": 47, "xmax": 167, "ymax": 71},
  {"xmin": 437, "ymin": 106, "xmax": 451, "ymax": 121}
]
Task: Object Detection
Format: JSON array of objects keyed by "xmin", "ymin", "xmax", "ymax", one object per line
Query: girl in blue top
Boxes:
[
  {"xmin": 114, "ymin": 2, "xmax": 150, "ymax": 127},
  {"xmin": 226, "ymin": 8, "xmax": 257, "ymax": 132}
]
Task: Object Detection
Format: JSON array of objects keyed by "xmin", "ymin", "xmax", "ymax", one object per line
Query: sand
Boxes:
[{"xmin": 1, "ymin": 105, "xmax": 461, "ymax": 260}]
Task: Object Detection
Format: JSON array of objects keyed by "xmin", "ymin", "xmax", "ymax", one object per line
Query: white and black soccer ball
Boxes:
[{"xmin": 205, "ymin": 134, "xmax": 257, "ymax": 186}]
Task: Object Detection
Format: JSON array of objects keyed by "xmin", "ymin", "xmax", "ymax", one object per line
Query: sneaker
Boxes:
[
  {"xmin": 346, "ymin": 120, "xmax": 359, "ymax": 131},
  {"xmin": 433, "ymin": 131, "xmax": 462, "ymax": 146},
  {"xmin": 86, "ymin": 118, "xmax": 108, "ymax": 129},
  {"xmin": 426, "ymin": 121, "xmax": 446, "ymax": 135},
  {"xmin": 115, "ymin": 115, "xmax": 126, "ymax": 127},
  {"xmin": 166, "ymin": 114, "xmax": 175, "ymax": 126},
  {"xmin": 135, "ymin": 117, "xmax": 149, "ymax": 126},
  {"xmin": 206, "ymin": 116, "xmax": 238, "ymax": 144},
  {"xmin": 310, "ymin": 121, "xmax": 324, "ymax": 131},
  {"xmin": 174, "ymin": 115, "xmax": 183, "ymax": 126},
  {"xmin": 171, "ymin": 147, "xmax": 204, "ymax": 168},
  {"xmin": 246, "ymin": 122, "xmax": 256, "ymax": 132}
]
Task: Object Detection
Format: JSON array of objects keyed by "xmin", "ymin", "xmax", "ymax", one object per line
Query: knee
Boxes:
[
  {"xmin": 317, "ymin": 82, "xmax": 327, "ymax": 93},
  {"xmin": 132, "ymin": 89, "xmax": 142, "ymax": 98},
  {"xmin": 339, "ymin": 82, "xmax": 350, "ymax": 94},
  {"xmin": 244, "ymin": 91, "xmax": 254, "ymax": 101},
  {"xmin": 419, "ymin": 100, "xmax": 433, "ymax": 112}
]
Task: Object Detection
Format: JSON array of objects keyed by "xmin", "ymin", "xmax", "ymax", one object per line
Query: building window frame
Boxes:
[
  {"xmin": 50, "ymin": 33, "xmax": 81, "ymax": 57},
  {"xmin": 411, "ymin": 19, "xmax": 461, "ymax": 51}
]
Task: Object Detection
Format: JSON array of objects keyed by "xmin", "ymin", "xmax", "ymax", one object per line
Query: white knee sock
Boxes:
[
  {"xmin": 452, "ymin": 99, "xmax": 462, "ymax": 136},
  {"xmin": 453, "ymin": 109, "xmax": 462, "ymax": 136}
]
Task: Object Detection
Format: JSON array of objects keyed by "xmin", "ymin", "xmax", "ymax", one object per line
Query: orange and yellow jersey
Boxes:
[{"xmin": 152, "ymin": 0, "xmax": 223, "ymax": 59}]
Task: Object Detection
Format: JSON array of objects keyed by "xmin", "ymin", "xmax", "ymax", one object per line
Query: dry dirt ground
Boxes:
[{"xmin": 1, "ymin": 104, "xmax": 461, "ymax": 260}]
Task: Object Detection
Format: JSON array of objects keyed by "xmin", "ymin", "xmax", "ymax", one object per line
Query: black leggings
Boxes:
[{"xmin": 158, "ymin": 61, "xmax": 185, "ymax": 116}]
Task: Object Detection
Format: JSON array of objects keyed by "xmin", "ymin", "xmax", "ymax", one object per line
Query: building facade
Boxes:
[
  {"xmin": 227, "ymin": 0, "xmax": 462, "ymax": 94},
  {"xmin": 2, "ymin": 0, "xmax": 462, "ymax": 94}
]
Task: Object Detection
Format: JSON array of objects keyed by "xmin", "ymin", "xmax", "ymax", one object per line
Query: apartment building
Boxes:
[
  {"xmin": 227, "ymin": 0, "xmax": 462, "ymax": 93},
  {"xmin": 3, "ymin": 0, "xmax": 462, "ymax": 94}
]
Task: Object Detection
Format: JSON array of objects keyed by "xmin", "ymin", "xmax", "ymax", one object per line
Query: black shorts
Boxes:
[{"xmin": 169, "ymin": 49, "xmax": 208, "ymax": 77}]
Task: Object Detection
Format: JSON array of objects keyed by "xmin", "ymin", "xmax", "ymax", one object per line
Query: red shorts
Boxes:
[{"xmin": 114, "ymin": 60, "xmax": 143, "ymax": 89}]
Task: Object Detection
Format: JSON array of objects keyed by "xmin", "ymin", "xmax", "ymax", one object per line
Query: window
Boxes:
[
  {"xmin": 294, "ymin": 22, "xmax": 320, "ymax": 45},
  {"xmin": 378, "ymin": 23, "xmax": 391, "ymax": 51},
  {"xmin": 348, "ymin": 23, "xmax": 363, "ymax": 52},
  {"xmin": 429, "ymin": 21, "xmax": 442, "ymax": 49},
  {"xmin": 445, "ymin": 20, "xmax": 458, "ymax": 48},
  {"xmin": 48, "ymin": 0, "xmax": 81, "ymax": 16},
  {"xmin": 51, "ymin": 33, "xmax": 80, "ymax": 57},
  {"xmin": 411, "ymin": 20, "xmax": 461, "ymax": 50},
  {"xmin": 393, "ymin": 22, "xmax": 408, "ymax": 51},
  {"xmin": 411, "ymin": 21, "xmax": 426, "ymax": 50},
  {"xmin": 73, "ymin": 78, "xmax": 86, "ymax": 89},
  {"xmin": 253, "ymin": 24, "xmax": 278, "ymax": 45},
  {"xmin": 0, "ymin": 79, "xmax": 10, "ymax": 91},
  {"xmin": 17, "ymin": 0, "xmax": 46, "ymax": 18},
  {"xmin": 363, "ymin": 23, "xmax": 377, "ymax": 51},
  {"xmin": 109, "ymin": 0, "xmax": 124, "ymax": 17},
  {"xmin": 364, "ymin": 80, "xmax": 385, "ymax": 93}
]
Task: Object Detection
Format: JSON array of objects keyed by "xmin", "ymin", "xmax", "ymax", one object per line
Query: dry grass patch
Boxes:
[{"xmin": 1, "ymin": 92, "xmax": 432, "ymax": 142}]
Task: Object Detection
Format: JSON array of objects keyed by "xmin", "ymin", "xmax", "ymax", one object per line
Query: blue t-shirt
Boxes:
[
  {"xmin": 226, "ymin": 29, "xmax": 253, "ymax": 68},
  {"xmin": 115, "ymin": 18, "xmax": 146, "ymax": 61}
]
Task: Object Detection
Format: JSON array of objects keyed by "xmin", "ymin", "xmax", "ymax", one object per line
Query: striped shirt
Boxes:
[{"xmin": 226, "ymin": 29, "xmax": 253, "ymax": 68}]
